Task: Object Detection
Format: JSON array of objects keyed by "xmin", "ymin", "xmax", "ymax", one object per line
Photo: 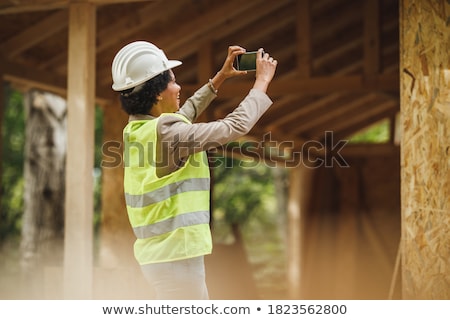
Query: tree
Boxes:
[
  {"xmin": 0, "ymin": 86, "xmax": 25, "ymax": 242},
  {"xmin": 20, "ymin": 90, "xmax": 66, "ymax": 271},
  {"xmin": 210, "ymin": 150, "xmax": 289, "ymax": 298}
]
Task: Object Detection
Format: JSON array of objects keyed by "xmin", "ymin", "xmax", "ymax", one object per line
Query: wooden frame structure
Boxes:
[{"xmin": 1, "ymin": 0, "xmax": 448, "ymax": 299}]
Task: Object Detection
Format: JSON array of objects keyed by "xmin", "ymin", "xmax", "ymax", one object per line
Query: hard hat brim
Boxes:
[{"xmin": 112, "ymin": 59, "xmax": 182, "ymax": 91}]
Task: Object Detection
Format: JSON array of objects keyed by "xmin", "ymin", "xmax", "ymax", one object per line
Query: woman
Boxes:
[{"xmin": 111, "ymin": 41, "xmax": 277, "ymax": 299}]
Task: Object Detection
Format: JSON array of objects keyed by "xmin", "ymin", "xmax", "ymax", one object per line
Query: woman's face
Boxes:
[{"xmin": 159, "ymin": 70, "xmax": 181, "ymax": 113}]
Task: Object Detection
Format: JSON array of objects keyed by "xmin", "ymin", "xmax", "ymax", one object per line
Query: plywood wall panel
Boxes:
[{"xmin": 400, "ymin": 0, "xmax": 450, "ymax": 299}]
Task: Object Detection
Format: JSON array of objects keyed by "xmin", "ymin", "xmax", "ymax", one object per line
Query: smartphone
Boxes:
[{"xmin": 235, "ymin": 50, "xmax": 263, "ymax": 71}]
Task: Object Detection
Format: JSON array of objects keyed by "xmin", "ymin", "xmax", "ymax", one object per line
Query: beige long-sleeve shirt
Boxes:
[{"xmin": 129, "ymin": 84, "xmax": 273, "ymax": 177}]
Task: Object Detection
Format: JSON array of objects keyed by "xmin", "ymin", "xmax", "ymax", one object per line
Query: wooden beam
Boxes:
[
  {"xmin": 0, "ymin": 0, "xmax": 67, "ymax": 14},
  {"xmin": 338, "ymin": 143, "xmax": 399, "ymax": 157},
  {"xmin": 34, "ymin": 1, "xmax": 171, "ymax": 71},
  {"xmin": 334, "ymin": 165, "xmax": 359, "ymax": 298},
  {"xmin": 313, "ymin": 38, "xmax": 363, "ymax": 70},
  {"xmin": 364, "ymin": 0, "xmax": 380, "ymax": 75},
  {"xmin": 312, "ymin": 1, "xmax": 362, "ymax": 45},
  {"xmin": 97, "ymin": 98, "xmax": 135, "ymax": 270},
  {"xmin": 196, "ymin": 39, "xmax": 213, "ymax": 123},
  {"xmin": 291, "ymin": 94, "xmax": 378, "ymax": 134},
  {"xmin": 212, "ymin": 130, "xmax": 400, "ymax": 163},
  {"xmin": 197, "ymin": 40, "xmax": 213, "ymax": 85},
  {"xmin": 331, "ymin": 106, "xmax": 398, "ymax": 143},
  {"xmin": 287, "ymin": 166, "xmax": 302, "ymax": 299},
  {"xmin": 98, "ymin": 0, "xmax": 278, "ymax": 87},
  {"xmin": 0, "ymin": 0, "xmax": 156, "ymax": 14},
  {"xmin": 209, "ymin": 52, "xmax": 298, "ymax": 121},
  {"xmin": 1, "ymin": 10, "xmax": 68, "ymax": 58},
  {"xmin": 175, "ymin": 0, "xmax": 294, "ymax": 85},
  {"xmin": 95, "ymin": 1, "xmax": 165, "ymax": 52},
  {"xmin": 2, "ymin": 59, "xmax": 111, "ymax": 105},
  {"xmin": 92, "ymin": 0, "xmax": 157, "ymax": 3},
  {"xmin": 207, "ymin": 68, "xmax": 398, "ymax": 139},
  {"xmin": 210, "ymin": 138, "xmax": 296, "ymax": 166},
  {"xmin": 245, "ymin": 127, "xmax": 307, "ymax": 159},
  {"xmin": 267, "ymin": 73, "xmax": 399, "ymax": 94},
  {"xmin": 258, "ymin": 59, "xmax": 363, "ymax": 129},
  {"xmin": 4, "ymin": 61, "xmax": 398, "ymax": 110},
  {"xmin": 297, "ymin": 0, "xmax": 311, "ymax": 77},
  {"xmin": 63, "ymin": 1, "xmax": 96, "ymax": 299},
  {"xmin": 3, "ymin": 59, "xmax": 67, "ymax": 96},
  {"xmin": 311, "ymin": 100, "xmax": 398, "ymax": 141},
  {"xmin": 161, "ymin": 0, "xmax": 263, "ymax": 55},
  {"xmin": 0, "ymin": 60, "xmax": 4, "ymax": 210},
  {"xmin": 267, "ymin": 93, "xmax": 344, "ymax": 131},
  {"xmin": 183, "ymin": 73, "xmax": 399, "ymax": 98},
  {"xmin": 90, "ymin": 0, "xmax": 183, "ymax": 85}
]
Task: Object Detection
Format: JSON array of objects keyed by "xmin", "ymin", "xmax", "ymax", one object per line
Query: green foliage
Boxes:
[
  {"xmin": 0, "ymin": 86, "xmax": 25, "ymax": 241},
  {"xmin": 212, "ymin": 156, "xmax": 275, "ymax": 228},
  {"xmin": 0, "ymin": 88, "xmax": 104, "ymax": 240},
  {"xmin": 211, "ymin": 153, "xmax": 288, "ymax": 298},
  {"xmin": 94, "ymin": 107, "xmax": 104, "ymax": 168},
  {"xmin": 348, "ymin": 118, "xmax": 390, "ymax": 143}
]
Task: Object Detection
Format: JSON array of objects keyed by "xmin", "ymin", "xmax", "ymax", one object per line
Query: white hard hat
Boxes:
[{"xmin": 111, "ymin": 41, "xmax": 182, "ymax": 91}]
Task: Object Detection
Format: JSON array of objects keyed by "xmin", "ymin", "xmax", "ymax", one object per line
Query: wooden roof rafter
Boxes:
[
  {"xmin": 0, "ymin": 0, "xmax": 154, "ymax": 14},
  {"xmin": 0, "ymin": 0, "xmax": 401, "ymax": 157}
]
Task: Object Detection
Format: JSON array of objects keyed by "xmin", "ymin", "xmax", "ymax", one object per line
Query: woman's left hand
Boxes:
[
  {"xmin": 218, "ymin": 45, "xmax": 248, "ymax": 78},
  {"xmin": 210, "ymin": 45, "xmax": 248, "ymax": 90}
]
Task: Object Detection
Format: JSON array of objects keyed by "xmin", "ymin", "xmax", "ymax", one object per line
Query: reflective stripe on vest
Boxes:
[
  {"xmin": 125, "ymin": 177, "xmax": 210, "ymax": 208},
  {"xmin": 133, "ymin": 210, "xmax": 209, "ymax": 239}
]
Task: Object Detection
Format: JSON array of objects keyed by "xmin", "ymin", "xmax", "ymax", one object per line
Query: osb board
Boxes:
[{"xmin": 400, "ymin": 0, "xmax": 450, "ymax": 299}]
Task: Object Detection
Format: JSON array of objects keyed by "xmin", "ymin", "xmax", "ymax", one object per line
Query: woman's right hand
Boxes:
[{"xmin": 253, "ymin": 48, "xmax": 278, "ymax": 93}]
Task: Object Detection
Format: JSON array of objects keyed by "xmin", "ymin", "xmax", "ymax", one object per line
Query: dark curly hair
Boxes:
[{"xmin": 119, "ymin": 70, "xmax": 171, "ymax": 115}]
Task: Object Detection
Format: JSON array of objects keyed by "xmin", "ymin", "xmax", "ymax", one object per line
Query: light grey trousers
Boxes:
[{"xmin": 140, "ymin": 256, "xmax": 209, "ymax": 300}]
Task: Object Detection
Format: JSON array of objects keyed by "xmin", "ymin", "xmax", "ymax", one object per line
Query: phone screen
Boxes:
[{"xmin": 236, "ymin": 51, "xmax": 258, "ymax": 71}]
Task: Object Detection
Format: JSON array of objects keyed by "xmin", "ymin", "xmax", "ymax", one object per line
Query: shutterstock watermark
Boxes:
[{"xmin": 101, "ymin": 131, "xmax": 349, "ymax": 169}]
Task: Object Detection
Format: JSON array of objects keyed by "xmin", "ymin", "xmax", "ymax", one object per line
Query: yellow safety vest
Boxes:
[{"xmin": 123, "ymin": 113, "xmax": 212, "ymax": 265}]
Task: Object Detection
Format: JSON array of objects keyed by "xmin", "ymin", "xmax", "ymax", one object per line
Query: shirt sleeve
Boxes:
[
  {"xmin": 156, "ymin": 88, "xmax": 273, "ymax": 174},
  {"xmin": 176, "ymin": 84, "xmax": 217, "ymax": 122}
]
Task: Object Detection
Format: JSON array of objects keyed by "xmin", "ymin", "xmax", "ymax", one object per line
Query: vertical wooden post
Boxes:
[
  {"xmin": 363, "ymin": 0, "xmax": 380, "ymax": 75},
  {"xmin": 287, "ymin": 165, "xmax": 312, "ymax": 299},
  {"xmin": 98, "ymin": 100, "xmax": 131, "ymax": 267},
  {"xmin": 64, "ymin": 1, "xmax": 96, "ymax": 299},
  {"xmin": 0, "ymin": 69, "xmax": 4, "ymax": 212},
  {"xmin": 297, "ymin": 0, "xmax": 311, "ymax": 78},
  {"xmin": 97, "ymin": 100, "xmax": 143, "ymax": 299},
  {"xmin": 334, "ymin": 165, "xmax": 359, "ymax": 299},
  {"xmin": 400, "ymin": 0, "xmax": 450, "ymax": 299},
  {"xmin": 287, "ymin": 167, "xmax": 301, "ymax": 299}
]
